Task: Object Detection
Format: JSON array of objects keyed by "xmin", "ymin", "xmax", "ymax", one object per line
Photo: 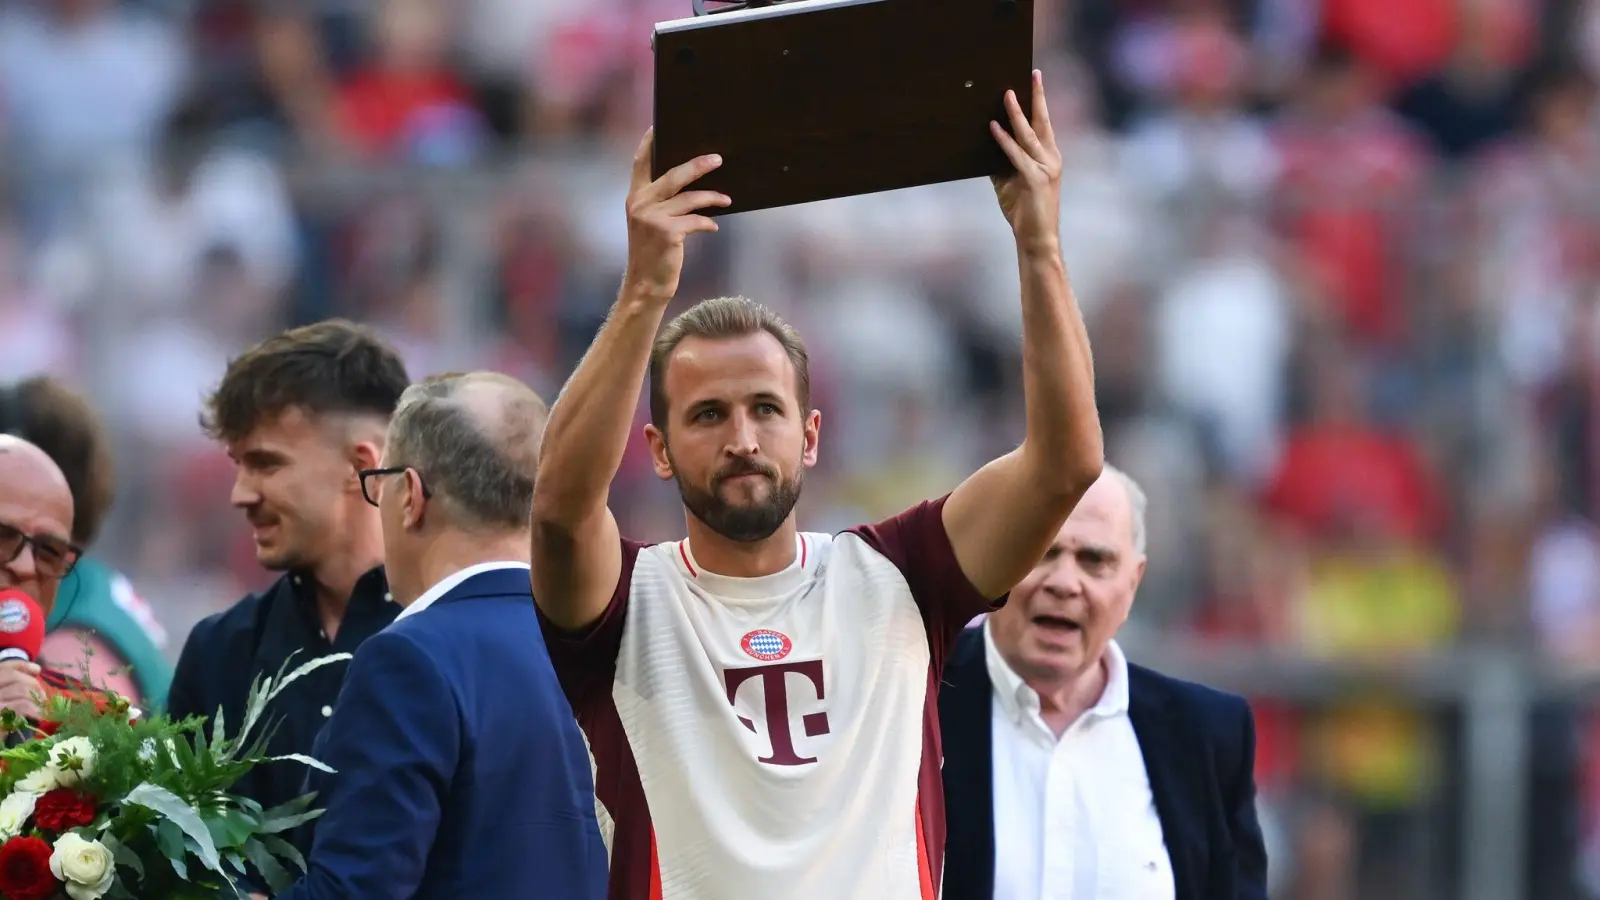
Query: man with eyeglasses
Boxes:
[
  {"xmin": 274, "ymin": 371, "xmax": 606, "ymax": 900},
  {"xmin": 0, "ymin": 433, "xmax": 97, "ymax": 722},
  {"xmin": 0, "ymin": 375, "xmax": 172, "ymax": 711}
]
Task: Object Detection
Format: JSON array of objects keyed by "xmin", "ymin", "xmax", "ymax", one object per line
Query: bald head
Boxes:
[
  {"xmin": 0, "ymin": 435, "xmax": 73, "ymax": 529},
  {"xmin": 386, "ymin": 372, "xmax": 549, "ymax": 532},
  {"xmin": 0, "ymin": 435, "xmax": 77, "ymax": 614}
]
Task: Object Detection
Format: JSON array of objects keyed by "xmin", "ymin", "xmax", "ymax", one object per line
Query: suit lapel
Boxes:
[
  {"xmin": 938, "ymin": 629, "xmax": 995, "ymax": 900},
  {"xmin": 1128, "ymin": 666, "xmax": 1204, "ymax": 900}
]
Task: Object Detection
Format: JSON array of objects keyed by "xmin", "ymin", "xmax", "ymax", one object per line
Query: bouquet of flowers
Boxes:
[{"xmin": 0, "ymin": 654, "xmax": 349, "ymax": 900}]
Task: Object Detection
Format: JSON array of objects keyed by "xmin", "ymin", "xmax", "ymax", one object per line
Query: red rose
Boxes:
[
  {"xmin": 33, "ymin": 720, "xmax": 59, "ymax": 737},
  {"xmin": 34, "ymin": 788, "xmax": 97, "ymax": 832},
  {"xmin": 0, "ymin": 835, "xmax": 58, "ymax": 900}
]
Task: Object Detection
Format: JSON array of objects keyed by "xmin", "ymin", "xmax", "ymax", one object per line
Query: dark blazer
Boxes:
[
  {"xmin": 166, "ymin": 566, "xmax": 398, "ymax": 815},
  {"xmin": 939, "ymin": 626, "xmax": 1268, "ymax": 900},
  {"xmin": 277, "ymin": 567, "xmax": 608, "ymax": 900}
]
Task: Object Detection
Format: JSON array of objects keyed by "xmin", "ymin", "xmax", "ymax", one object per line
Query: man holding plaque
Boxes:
[{"xmin": 533, "ymin": 71, "xmax": 1102, "ymax": 900}]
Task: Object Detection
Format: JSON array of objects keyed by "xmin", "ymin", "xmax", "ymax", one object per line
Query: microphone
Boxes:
[{"xmin": 0, "ymin": 589, "xmax": 45, "ymax": 663}]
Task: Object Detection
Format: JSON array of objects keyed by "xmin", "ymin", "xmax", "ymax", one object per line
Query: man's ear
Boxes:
[
  {"xmin": 347, "ymin": 440, "xmax": 383, "ymax": 494},
  {"xmin": 645, "ymin": 424, "xmax": 674, "ymax": 481},
  {"xmin": 802, "ymin": 409, "xmax": 821, "ymax": 469},
  {"xmin": 402, "ymin": 468, "xmax": 428, "ymax": 530},
  {"xmin": 1119, "ymin": 556, "xmax": 1147, "ymax": 628},
  {"xmin": 350, "ymin": 439, "xmax": 383, "ymax": 471}
]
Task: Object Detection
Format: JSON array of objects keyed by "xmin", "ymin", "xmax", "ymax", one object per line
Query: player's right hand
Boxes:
[{"xmin": 623, "ymin": 128, "xmax": 731, "ymax": 302}]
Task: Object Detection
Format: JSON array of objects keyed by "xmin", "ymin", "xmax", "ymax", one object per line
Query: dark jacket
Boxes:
[
  {"xmin": 278, "ymin": 567, "xmax": 608, "ymax": 900},
  {"xmin": 166, "ymin": 566, "xmax": 398, "ymax": 814},
  {"xmin": 939, "ymin": 626, "xmax": 1269, "ymax": 900}
]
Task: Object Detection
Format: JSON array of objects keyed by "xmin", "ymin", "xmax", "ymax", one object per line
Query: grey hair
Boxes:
[
  {"xmin": 1102, "ymin": 462, "xmax": 1148, "ymax": 556},
  {"xmin": 385, "ymin": 372, "xmax": 548, "ymax": 532}
]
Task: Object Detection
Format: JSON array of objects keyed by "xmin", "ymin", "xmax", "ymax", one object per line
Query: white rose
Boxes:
[
  {"xmin": 16, "ymin": 766, "xmax": 58, "ymax": 794},
  {"xmin": 47, "ymin": 737, "xmax": 96, "ymax": 787},
  {"xmin": 50, "ymin": 832, "xmax": 115, "ymax": 900},
  {"xmin": 0, "ymin": 791, "xmax": 37, "ymax": 840}
]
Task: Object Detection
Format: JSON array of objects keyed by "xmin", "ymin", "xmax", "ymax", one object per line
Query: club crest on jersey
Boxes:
[
  {"xmin": 740, "ymin": 629, "xmax": 792, "ymax": 662},
  {"xmin": 0, "ymin": 598, "xmax": 29, "ymax": 633}
]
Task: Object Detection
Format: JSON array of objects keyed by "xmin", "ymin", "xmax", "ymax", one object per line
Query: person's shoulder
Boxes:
[
  {"xmin": 613, "ymin": 537, "xmax": 680, "ymax": 587},
  {"xmin": 831, "ymin": 495, "xmax": 951, "ymax": 564},
  {"xmin": 181, "ymin": 575, "xmax": 293, "ymax": 651},
  {"xmin": 950, "ymin": 622, "xmax": 985, "ymax": 663},
  {"xmin": 1128, "ymin": 662, "xmax": 1251, "ymax": 724},
  {"xmin": 350, "ymin": 622, "xmax": 432, "ymax": 661}
]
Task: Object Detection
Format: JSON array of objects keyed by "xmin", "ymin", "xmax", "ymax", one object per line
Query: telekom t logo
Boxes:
[{"xmin": 723, "ymin": 660, "xmax": 830, "ymax": 766}]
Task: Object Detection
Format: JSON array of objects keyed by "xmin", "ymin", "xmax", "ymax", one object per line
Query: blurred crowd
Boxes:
[{"xmin": 4, "ymin": 0, "xmax": 1600, "ymax": 895}]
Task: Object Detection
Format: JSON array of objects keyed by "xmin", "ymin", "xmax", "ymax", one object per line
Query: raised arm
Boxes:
[
  {"xmin": 530, "ymin": 132, "xmax": 730, "ymax": 630},
  {"xmin": 943, "ymin": 70, "xmax": 1104, "ymax": 600}
]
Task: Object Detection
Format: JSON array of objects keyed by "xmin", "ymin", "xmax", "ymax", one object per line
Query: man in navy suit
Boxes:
[
  {"xmin": 939, "ymin": 464, "xmax": 1267, "ymax": 900},
  {"xmin": 277, "ymin": 372, "xmax": 608, "ymax": 900}
]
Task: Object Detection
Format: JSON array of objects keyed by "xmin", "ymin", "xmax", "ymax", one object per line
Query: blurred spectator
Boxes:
[
  {"xmin": 0, "ymin": 0, "xmax": 187, "ymax": 237},
  {"xmin": 1273, "ymin": 42, "xmax": 1427, "ymax": 347},
  {"xmin": 83, "ymin": 98, "xmax": 299, "ymax": 315},
  {"xmin": 1120, "ymin": 6, "xmax": 1282, "ymax": 236},
  {"xmin": 528, "ymin": 0, "xmax": 678, "ymax": 140},
  {"xmin": 1472, "ymin": 61, "xmax": 1600, "ymax": 394},
  {"xmin": 1264, "ymin": 350, "xmax": 1447, "ymax": 545},
  {"xmin": 0, "ymin": 208, "xmax": 76, "ymax": 380},
  {"xmin": 333, "ymin": 0, "xmax": 485, "ymax": 166},
  {"xmin": 1392, "ymin": 0, "xmax": 1525, "ymax": 159}
]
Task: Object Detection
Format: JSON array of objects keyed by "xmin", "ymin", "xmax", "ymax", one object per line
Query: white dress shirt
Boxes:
[
  {"xmin": 391, "ymin": 561, "xmax": 532, "ymax": 623},
  {"xmin": 985, "ymin": 623, "xmax": 1175, "ymax": 900}
]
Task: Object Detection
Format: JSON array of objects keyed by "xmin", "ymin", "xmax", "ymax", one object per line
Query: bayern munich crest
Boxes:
[
  {"xmin": 740, "ymin": 629, "xmax": 792, "ymax": 662},
  {"xmin": 0, "ymin": 597, "xmax": 30, "ymax": 634}
]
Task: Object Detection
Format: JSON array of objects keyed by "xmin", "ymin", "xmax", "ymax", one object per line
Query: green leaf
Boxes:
[
  {"xmin": 210, "ymin": 705, "xmax": 228, "ymax": 758},
  {"xmin": 102, "ymin": 832, "xmax": 144, "ymax": 881},
  {"xmin": 264, "ymin": 654, "xmax": 352, "ymax": 707},
  {"xmin": 258, "ymin": 792, "xmax": 317, "ymax": 822},
  {"xmin": 243, "ymin": 837, "xmax": 293, "ymax": 894},
  {"xmin": 127, "ymin": 783, "xmax": 223, "ymax": 875},
  {"xmin": 154, "ymin": 820, "xmax": 188, "ymax": 881},
  {"xmin": 203, "ymin": 808, "xmax": 256, "ymax": 850},
  {"xmin": 267, "ymin": 752, "xmax": 336, "ymax": 774},
  {"xmin": 260, "ymin": 834, "xmax": 306, "ymax": 873},
  {"xmin": 257, "ymin": 806, "xmax": 325, "ymax": 835}
]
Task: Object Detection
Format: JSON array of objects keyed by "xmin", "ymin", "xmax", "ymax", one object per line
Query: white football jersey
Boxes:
[{"xmin": 542, "ymin": 496, "xmax": 995, "ymax": 900}]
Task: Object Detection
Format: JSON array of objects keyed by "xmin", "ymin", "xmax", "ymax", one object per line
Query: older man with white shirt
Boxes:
[
  {"xmin": 939, "ymin": 464, "xmax": 1268, "ymax": 900},
  {"xmin": 277, "ymin": 371, "xmax": 607, "ymax": 900}
]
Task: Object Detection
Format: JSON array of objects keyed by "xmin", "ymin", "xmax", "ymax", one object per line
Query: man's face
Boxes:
[
  {"xmin": 988, "ymin": 474, "xmax": 1146, "ymax": 684},
  {"xmin": 0, "ymin": 463, "xmax": 74, "ymax": 616},
  {"xmin": 225, "ymin": 408, "xmax": 355, "ymax": 572},
  {"xmin": 646, "ymin": 333, "xmax": 819, "ymax": 543}
]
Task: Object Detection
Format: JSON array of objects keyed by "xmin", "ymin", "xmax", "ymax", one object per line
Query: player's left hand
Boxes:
[{"xmin": 990, "ymin": 69, "xmax": 1062, "ymax": 255}]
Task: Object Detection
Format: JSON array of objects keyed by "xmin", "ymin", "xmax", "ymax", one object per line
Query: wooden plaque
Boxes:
[{"xmin": 651, "ymin": 0, "xmax": 1034, "ymax": 215}]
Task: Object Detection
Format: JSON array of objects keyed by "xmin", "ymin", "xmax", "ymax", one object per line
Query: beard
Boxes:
[{"xmin": 673, "ymin": 454, "xmax": 802, "ymax": 543}]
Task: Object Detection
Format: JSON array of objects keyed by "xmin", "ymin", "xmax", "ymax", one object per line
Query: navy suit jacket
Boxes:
[
  {"xmin": 277, "ymin": 567, "xmax": 608, "ymax": 900},
  {"xmin": 939, "ymin": 627, "xmax": 1268, "ymax": 900}
]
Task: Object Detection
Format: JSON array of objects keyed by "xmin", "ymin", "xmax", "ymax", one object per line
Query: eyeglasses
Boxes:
[
  {"xmin": 0, "ymin": 521, "xmax": 81, "ymax": 579},
  {"xmin": 358, "ymin": 466, "xmax": 432, "ymax": 508}
]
